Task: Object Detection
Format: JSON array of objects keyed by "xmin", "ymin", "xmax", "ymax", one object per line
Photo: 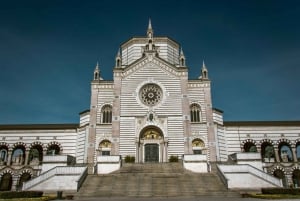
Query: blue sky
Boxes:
[{"xmin": 0, "ymin": 0, "xmax": 299, "ymax": 124}]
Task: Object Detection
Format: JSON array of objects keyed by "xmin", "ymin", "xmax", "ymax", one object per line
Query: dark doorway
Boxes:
[
  {"xmin": 18, "ymin": 173, "xmax": 31, "ymax": 190},
  {"xmin": 0, "ymin": 173, "xmax": 12, "ymax": 191},
  {"xmin": 145, "ymin": 144, "xmax": 159, "ymax": 162}
]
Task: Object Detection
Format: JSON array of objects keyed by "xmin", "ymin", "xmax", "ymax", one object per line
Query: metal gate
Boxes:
[{"xmin": 145, "ymin": 144, "xmax": 159, "ymax": 162}]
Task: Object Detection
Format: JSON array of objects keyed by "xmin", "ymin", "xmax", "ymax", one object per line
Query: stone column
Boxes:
[
  {"xmin": 11, "ymin": 175, "xmax": 18, "ymax": 191},
  {"xmin": 292, "ymin": 146, "xmax": 298, "ymax": 162},
  {"xmin": 164, "ymin": 140, "xmax": 168, "ymax": 162},
  {"xmin": 274, "ymin": 147, "xmax": 280, "ymax": 162},
  {"xmin": 135, "ymin": 141, "xmax": 139, "ymax": 163},
  {"xmin": 7, "ymin": 150, "xmax": 12, "ymax": 166},
  {"xmin": 160, "ymin": 141, "xmax": 164, "ymax": 162},
  {"xmin": 24, "ymin": 150, "xmax": 30, "ymax": 165}
]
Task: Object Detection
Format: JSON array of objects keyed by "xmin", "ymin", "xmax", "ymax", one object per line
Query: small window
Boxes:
[
  {"xmin": 190, "ymin": 104, "xmax": 201, "ymax": 123},
  {"xmin": 101, "ymin": 105, "xmax": 112, "ymax": 124}
]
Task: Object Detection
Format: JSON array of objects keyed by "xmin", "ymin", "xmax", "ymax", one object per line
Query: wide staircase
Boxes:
[{"xmin": 76, "ymin": 163, "xmax": 239, "ymax": 199}]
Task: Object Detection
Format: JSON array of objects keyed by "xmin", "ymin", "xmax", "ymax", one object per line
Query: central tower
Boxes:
[{"xmin": 87, "ymin": 20, "xmax": 216, "ymax": 172}]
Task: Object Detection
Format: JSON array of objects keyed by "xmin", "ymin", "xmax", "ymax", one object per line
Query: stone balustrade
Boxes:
[
  {"xmin": 23, "ymin": 166, "xmax": 87, "ymax": 191},
  {"xmin": 217, "ymin": 164, "xmax": 282, "ymax": 188}
]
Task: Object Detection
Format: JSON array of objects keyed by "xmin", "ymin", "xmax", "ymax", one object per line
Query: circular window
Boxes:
[{"xmin": 139, "ymin": 83, "xmax": 163, "ymax": 106}]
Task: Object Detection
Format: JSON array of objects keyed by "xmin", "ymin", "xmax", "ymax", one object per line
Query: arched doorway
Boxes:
[
  {"xmin": 261, "ymin": 142, "xmax": 275, "ymax": 162},
  {"xmin": 273, "ymin": 169, "xmax": 287, "ymax": 187},
  {"xmin": 18, "ymin": 172, "xmax": 31, "ymax": 190},
  {"xmin": 99, "ymin": 140, "xmax": 112, "ymax": 156},
  {"xmin": 292, "ymin": 169, "xmax": 300, "ymax": 188},
  {"xmin": 192, "ymin": 138, "xmax": 206, "ymax": 154},
  {"xmin": 29, "ymin": 145, "xmax": 43, "ymax": 165},
  {"xmin": 0, "ymin": 173, "xmax": 12, "ymax": 191},
  {"xmin": 138, "ymin": 126, "xmax": 166, "ymax": 163}
]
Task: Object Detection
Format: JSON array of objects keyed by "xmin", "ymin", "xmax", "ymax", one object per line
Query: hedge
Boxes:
[
  {"xmin": 169, "ymin": 155, "xmax": 178, "ymax": 162},
  {"xmin": 124, "ymin": 155, "xmax": 135, "ymax": 163},
  {"xmin": 0, "ymin": 191, "xmax": 43, "ymax": 199},
  {"xmin": 261, "ymin": 188, "xmax": 300, "ymax": 195}
]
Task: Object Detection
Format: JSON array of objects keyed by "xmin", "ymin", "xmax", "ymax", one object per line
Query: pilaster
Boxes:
[
  {"xmin": 112, "ymin": 69, "xmax": 122, "ymax": 155},
  {"xmin": 180, "ymin": 70, "xmax": 191, "ymax": 154},
  {"xmin": 203, "ymin": 81, "xmax": 217, "ymax": 162}
]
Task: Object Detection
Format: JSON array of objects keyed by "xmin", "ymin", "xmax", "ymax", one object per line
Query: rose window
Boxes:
[{"xmin": 139, "ymin": 84, "xmax": 162, "ymax": 106}]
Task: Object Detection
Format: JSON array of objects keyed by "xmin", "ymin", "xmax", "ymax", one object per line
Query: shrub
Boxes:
[
  {"xmin": 261, "ymin": 188, "xmax": 300, "ymax": 195},
  {"xmin": 0, "ymin": 191, "xmax": 43, "ymax": 199},
  {"xmin": 124, "ymin": 155, "xmax": 135, "ymax": 163},
  {"xmin": 169, "ymin": 155, "xmax": 178, "ymax": 162}
]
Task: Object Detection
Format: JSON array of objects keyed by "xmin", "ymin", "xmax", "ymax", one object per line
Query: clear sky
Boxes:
[{"xmin": 0, "ymin": 0, "xmax": 300, "ymax": 124}]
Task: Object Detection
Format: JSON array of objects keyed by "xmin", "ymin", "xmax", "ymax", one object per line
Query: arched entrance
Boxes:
[
  {"xmin": 137, "ymin": 126, "xmax": 167, "ymax": 163},
  {"xmin": 0, "ymin": 173, "xmax": 12, "ymax": 191}
]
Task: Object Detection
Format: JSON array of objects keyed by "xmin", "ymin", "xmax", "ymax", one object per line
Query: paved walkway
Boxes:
[{"xmin": 54, "ymin": 197, "xmax": 296, "ymax": 201}]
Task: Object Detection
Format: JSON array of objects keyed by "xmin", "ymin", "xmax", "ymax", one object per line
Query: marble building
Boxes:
[{"xmin": 0, "ymin": 21, "xmax": 299, "ymax": 191}]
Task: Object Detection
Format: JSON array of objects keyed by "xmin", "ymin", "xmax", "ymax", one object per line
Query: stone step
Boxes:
[{"xmin": 76, "ymin": 163, "xmax": 240, "ymax": 199}]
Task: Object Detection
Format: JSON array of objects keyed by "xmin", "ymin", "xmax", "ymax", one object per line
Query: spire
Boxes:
[
  {"xmin": 95, "ymin": 61, "xmax": 99, "ymax": 70},
  {"xmin": 202, "ymin": 60, "xmax": 207, "ymax": 70},
  {"xmin": 179, "ymin": 47, "xmax": 186, "ymax": 66},
  {"xmin": 147, "ymin": 18, "xmax": 153, "ymax": 39},
  {"xmin": 93, "ymin": 61, "xmax": 100, "ymax": 80},
  {"xmin": 200, "ymin": 60, "xmax": 208, "ymax": 80},
  {"xmin": 115, "ymin": 48, "xmax": 122, "ymax": 67}
]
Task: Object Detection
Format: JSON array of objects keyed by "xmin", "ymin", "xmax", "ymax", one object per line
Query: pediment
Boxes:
[{"xmin": 121, "ymin": 53, "xmax": 187, "ymax": 78}]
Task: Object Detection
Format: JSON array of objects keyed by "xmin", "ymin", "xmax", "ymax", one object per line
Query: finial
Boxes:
[
  {"xmin": 94, "ymin": 61, "xmax": 100, "ymax": 80},
  {"xmin": 148, "ymin": 18, "xmax": 152, "ymax": 30},
  {"xmin": 200, "ymin": 60, "xmax": 208, "ymax": 79},
  {"xmin": 115, "ymin": 49, "xmax": 122, "ymax": 67},
  {"xmin": 180, "ymin": 48, "xmax": 184, "ymax": 56},
  {"xmin": 95, "ymin": 61, "xmax": 99, "ymax": 70},
  {"xmin": 147, "ymin": 18, "xmax": 153, "ymax": 38},
  {"xmin": 202, "ymin": 60, "xmax": 207, "ymax": 69}
]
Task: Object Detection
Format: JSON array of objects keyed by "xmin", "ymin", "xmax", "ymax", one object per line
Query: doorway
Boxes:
[{"xmin": 145, "ymin": 144, "xmax": 159, "ymax": 162}]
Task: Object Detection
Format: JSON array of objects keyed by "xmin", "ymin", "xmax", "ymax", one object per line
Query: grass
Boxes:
[
  {"xmin": 243, "ymin": 193, "xmax": 300, "ymax": 199},
  {"xmin": 0, "ymin": 196, "xmax": 56, "ymax": 201}
]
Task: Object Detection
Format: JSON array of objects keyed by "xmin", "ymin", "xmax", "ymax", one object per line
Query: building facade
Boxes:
[{"xmin": 0, "ymin": 21, "xmax": 299, "ymax": 191}]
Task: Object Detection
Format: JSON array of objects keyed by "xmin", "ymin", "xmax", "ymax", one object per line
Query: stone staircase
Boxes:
[{"xmin": 75, "ymin": 163, "xmax": 239, "ymax": 199}]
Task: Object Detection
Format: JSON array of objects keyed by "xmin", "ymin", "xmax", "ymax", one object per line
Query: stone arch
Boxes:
[
  {"xmin": 98, "ymin": 139, "xmax": 112, "ymax": 156},
  {"xmin": 192, "ymin": 138, "xmax": 206, "ymax": 154},
  {"xmin": 0, "ymin": 170, "xmax": 13, "ymax": 191},
  {"xmin": 241, "ymin": 139, "xmax": 257, "ymax": 152},
  {"xmin": 295, "ymin": 139, "xmax": 300, "ymax": 161},
  {"xmin": 277, "ymin": 139, "xmax": 293, "ymax": 162},
  {"xmin": 29, "ymin": 141, "xmax": 44, "ymax": 165},
  {"xmin": 11, "ymin": 142, "xmax": 26, "ymax": 165},
  {"xmin": 0, "ymin": 143, "xmax": 9, "ymax": 165},
  {"xmin": 46, "ymin": 141, "xmax": 62, "ymax": 155},
  {"xmin": 272, "ymin": 166, "xmax": 287, "ymax": 187},
  {"xmin": 292, "ymin": 166, "xmax": 300, "ymax": 188},
  {"xmin": 260, "ymin": 139, "xmax": 275, "ymax": 162},
  {"xmin": 139, "ymin": 126, "xmax": 164, "ymax": 140},
  {"xmin": 138, "ymin": 126, "xmax": 166, "ymax": 163},
  {"xmin": 17, "ymin": 169, "xmax": 33, "ymax": 190}
]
